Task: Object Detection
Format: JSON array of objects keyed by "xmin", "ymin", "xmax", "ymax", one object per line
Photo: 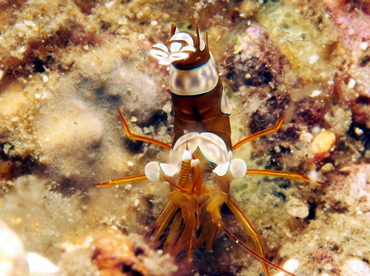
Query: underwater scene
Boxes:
[{"xmin": 0, "ymin": 0, "xmax": 370, "ymax": 275}]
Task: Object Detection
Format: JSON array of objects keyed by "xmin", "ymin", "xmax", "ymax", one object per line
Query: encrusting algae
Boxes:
[{"xmin": 0, "ymin": 1, "xmax": 370, "ymax": 275}]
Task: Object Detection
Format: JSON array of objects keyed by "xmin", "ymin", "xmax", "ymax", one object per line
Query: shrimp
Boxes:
[{"xmin": 95, "ymin": 25, "xmax": 323, "ymax": 276}]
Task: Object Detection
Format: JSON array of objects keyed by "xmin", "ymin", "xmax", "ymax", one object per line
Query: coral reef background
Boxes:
[{"xmin": 0, "ymin": 0, "xmax": 369, "ymax": 275}]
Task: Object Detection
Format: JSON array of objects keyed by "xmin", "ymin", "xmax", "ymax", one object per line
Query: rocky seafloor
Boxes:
[{"xmin": 0, "ymin": 0, "xmax": 370, "ymax": 275}]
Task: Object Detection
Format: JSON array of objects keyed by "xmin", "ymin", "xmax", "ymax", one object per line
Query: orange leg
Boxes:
[
  {"xmin": 232, "ymin": 117, "xmax": 284, "ymax": 151},
  {"xmin": 228, "ymin": 117, "xmax": 322, "ymax": 274},
  {"xmin": 233, "ymin": 117, "xmax": 324, "ymax": 186},
  {"xmin": 117, "ymin": 107, "xmax": 171, "ymax": 150},
  {"xmin": 226, "ymin": 198, "xmax": 271, "ymax": 276},
  {"xmin": 95, "ymin": 108, "xmax": 171, "ymax": 187},
  {"xmin": 247, "ymin": 169, "xmax": 325, "ymax": 186},
  {"xmin": 94, "ymin": 174, "xmax": 148, "ymax": 187}
]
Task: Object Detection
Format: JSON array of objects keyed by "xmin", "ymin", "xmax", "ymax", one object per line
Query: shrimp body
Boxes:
[{"xmin": 148, "ymin": 25, "xmax": 252, "ymax": 260}]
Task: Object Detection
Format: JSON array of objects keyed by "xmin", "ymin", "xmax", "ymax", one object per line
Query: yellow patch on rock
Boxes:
[{"xmin": 310, "ymin": 131, "xmax": 336, "ymax": 155}]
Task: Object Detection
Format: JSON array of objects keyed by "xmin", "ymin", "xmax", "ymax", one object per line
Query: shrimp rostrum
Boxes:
[{"xmin": 96, "ymin": 25, "xmax": 323, "ymax": 276}]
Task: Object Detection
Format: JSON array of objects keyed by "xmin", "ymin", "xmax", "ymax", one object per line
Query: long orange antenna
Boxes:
[
  {"xmin": 117, "ymin": 107, "xmax": 171, "ymax": 150},
  {"xmin": 232, "ymin": 117, "xmax": 284, "ymax": 151}
]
